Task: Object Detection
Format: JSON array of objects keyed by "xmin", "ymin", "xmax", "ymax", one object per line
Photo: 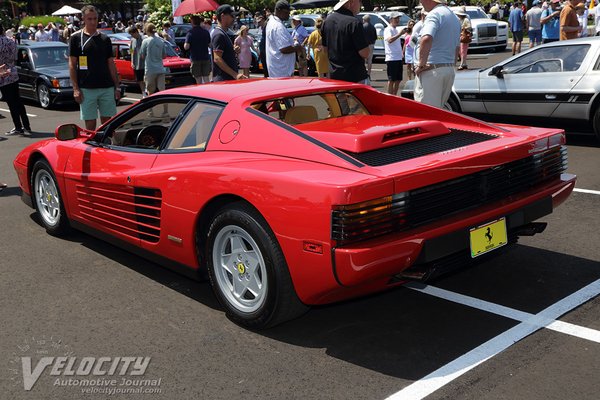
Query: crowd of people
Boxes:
[{"xmin": 2, "ymin": 0, "xmax": 600, "ymax": 134}]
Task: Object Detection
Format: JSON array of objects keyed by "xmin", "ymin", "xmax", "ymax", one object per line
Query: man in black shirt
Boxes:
[
  {"xmin": 68, "ymin": 5, "xmax": 120, "ymax": 130},
  {"xmin": 184, "ymin": 15, "xmax": 211, "ymax": 84},
  {"xmin": 255, "ymin": 14, "xmax": 269, "ymax": 77},
  {"xmin": 211, "ymin": 4, "xmax": 247, "ymax": 81},
  {"xmin": 322, "ymin": 0, "xmax": 370, "ymax": 83},
  {"xmin": 362, "ymin": 14, "xmax": 377, "ymax": 77}
]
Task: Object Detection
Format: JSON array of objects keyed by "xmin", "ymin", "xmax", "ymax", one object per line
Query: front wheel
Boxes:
[
  {"xmin": 205, "ymin": 202, "xmax": 308, "ymax": 329},
  {"xmin": 37, "ymin": 83, "xmax": 51, "ymax": 109},
  {"xmin": 31, "ymin": 160, "xmax": 69, "ymax": 235}
]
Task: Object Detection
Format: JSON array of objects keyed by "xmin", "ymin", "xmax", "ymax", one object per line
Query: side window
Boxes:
[
  {"xmin": 112, "ymin": 44, "xmax": 119, "ymax": 58},
  {"xmin": 165, "ymin": 102, "xmax": 223, "ymax": 150},
  {"xmin": 504, "ymin": 44, "xmax": 590, "ymax": 74},
  {"xmin": 101, "ymin": 100, "xmax": 190, "ymax": 150},
  {"xmin": 371, "ymin": 16, "xmax": 386, "ymax": 27}
]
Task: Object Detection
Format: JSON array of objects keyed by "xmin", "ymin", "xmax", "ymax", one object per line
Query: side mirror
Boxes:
[
  {"xmin": 489, "ymin": 65, "xmax": 504, "ymax": 78},
  {"xmin": 55, "ymin": 124, "xmax": 91, "ymax": 141}
]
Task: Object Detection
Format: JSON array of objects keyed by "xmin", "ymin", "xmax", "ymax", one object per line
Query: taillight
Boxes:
[{"xmin": 331, "ymin": 192, "xmax": 409, "ymax": 246}]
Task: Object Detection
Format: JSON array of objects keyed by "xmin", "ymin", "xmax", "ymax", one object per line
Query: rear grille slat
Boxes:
[{"xmin": 342, "ymin": 129, "xmax": 498, "ymax": 166}]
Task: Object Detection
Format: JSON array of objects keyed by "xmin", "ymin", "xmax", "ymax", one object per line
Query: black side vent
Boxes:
[{"xmin": 342, "ymin": 129, "xmax": 498, "ymax": 167}]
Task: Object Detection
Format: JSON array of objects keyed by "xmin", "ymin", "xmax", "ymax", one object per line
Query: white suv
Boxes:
[{"xmin": 451, "ymin": 6, "xmax": 508, "ymax": 52}]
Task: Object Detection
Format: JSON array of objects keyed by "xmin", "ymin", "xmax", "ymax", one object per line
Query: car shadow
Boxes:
[{"xmin": 24, "ymin": 213, "xmax": 600, "ymax": 380}]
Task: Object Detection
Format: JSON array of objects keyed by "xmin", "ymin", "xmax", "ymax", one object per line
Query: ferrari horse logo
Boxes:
[{"xmin": 485, "ymin": 227, "xmax": 493, "ymax": 243}]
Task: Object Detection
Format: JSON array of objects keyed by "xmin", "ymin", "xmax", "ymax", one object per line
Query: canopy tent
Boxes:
[
  {"xmin": 291, "ymin": 0, "xmax": 338, "ymax": 9},
  {"xmin": 51, "ymin": 5, "xmax": 82, "ymax": 16}
]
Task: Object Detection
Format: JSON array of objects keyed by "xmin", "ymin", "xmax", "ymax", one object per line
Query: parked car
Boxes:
[
  {"xmin": 111, "ymin": 39, "xmax": 195, "ymax": 88},
  {"xmin": 357, "ymin": 11, "xmax": 410, "ymax": 60},
  {"xmin": 450, "ymin": 6, "xmax": 508, "ymax": 52},
  {"xmin": 172, "ymin": 23, "xmax": 192, "ymax": 55},
  {"xmin": 14, "ymin": 41, "xmax": 73, "ymax": 109},
  {"xmin": 14, "ymin": 78, "xmax": 575, "ymax": 328},
  {"xmin": 401, "ymin": 37, "xmax": 600, "ymax": 140},
  {"xmin": 107, "ymin": 32, "xmax": 182, "ymax": 55}
]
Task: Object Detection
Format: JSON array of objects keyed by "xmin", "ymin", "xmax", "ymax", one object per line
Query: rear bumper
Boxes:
[{"xmin": 332, "ymin": 173, "xmax": 576, "ymax": 287}]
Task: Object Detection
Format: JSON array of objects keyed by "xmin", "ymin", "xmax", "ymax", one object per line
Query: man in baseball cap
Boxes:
[{"xmin": 212, "ymin": 4, "xmax": 246, "ymax": 81}]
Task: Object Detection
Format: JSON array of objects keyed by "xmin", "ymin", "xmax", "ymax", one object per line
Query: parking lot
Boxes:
[{"xmin": 1, "ymin": 52, "xmax": 599, "ymax": 399}]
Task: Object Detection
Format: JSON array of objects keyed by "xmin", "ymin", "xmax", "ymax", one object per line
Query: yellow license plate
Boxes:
[{"xmin": 469, "ymin": 217, "xmax": 508, "ymax": 258}]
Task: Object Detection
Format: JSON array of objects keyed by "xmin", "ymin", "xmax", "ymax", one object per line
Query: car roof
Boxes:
[
  {"xmin": 159, "ymin": 78, "xmax": 363, "ymax": 104},
  {"xmin": 18, "ymin": 41, "xmax": 67, "ymax": 48}
]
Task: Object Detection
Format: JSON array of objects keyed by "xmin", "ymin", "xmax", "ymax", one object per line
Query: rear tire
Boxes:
[
  {"xmin": 445, "ymin": 95, "xmax": 461, "ymax": 113},
  {"xmin": 31, "ymin": 160, "xmax": 70, "ymax": 235},
  {"xmin": 592, "ymin": 106, "xmax": 600, "ymax": 142},
  {"xmin": 205, "ymin": 202, "xmax": 308, "ymax": 329}
]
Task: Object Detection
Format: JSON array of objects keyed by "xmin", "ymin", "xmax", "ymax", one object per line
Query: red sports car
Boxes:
[
  {"xmin": 111, "ymin": 39, "xmax": 195, "ymax": 87},
  {"xmin": 13, "ymin": 79, "xmax": 576, "ymax": 329}
]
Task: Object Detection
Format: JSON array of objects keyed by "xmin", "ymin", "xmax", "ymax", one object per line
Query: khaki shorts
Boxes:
[
  {"xmin": 191, "ymin": 60, "xmax": 211, "ymax": 77},
  {"xmin": 145, "ymin": 72, "xmax": 165, "ymax": 94}
]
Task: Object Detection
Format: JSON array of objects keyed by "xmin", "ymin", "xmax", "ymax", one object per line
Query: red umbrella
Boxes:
[{"xmin": 173, "ymin": 0, "xmax": 220, "ymax": 16}]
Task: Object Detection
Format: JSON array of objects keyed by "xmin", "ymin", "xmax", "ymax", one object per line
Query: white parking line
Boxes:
[
  {"xmin": 387, "ymin": 279, "xmax": 600, "ymax": 400},
  {"xmin": 121, "ymin": 97, "xmax": 141, "ymax": 103},
  {"xmin": 574, "ymin": 188, "xmax": 600, "ymax": 196},
  {"xmin": 0, "ymin": 108, "xmax": 37, "ymax": 117},
  {"xmin": 405, "ymin": 283, "xmax": 600, "ymax": 343}
]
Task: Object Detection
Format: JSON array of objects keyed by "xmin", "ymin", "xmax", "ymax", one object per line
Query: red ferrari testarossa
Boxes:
[{"xmin": 14, "ymin": 78, "xmax": 575, "ymax": 328}]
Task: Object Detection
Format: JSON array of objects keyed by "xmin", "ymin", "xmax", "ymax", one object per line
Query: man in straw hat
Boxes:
[{"xmin": 413, "ymin": 0, "xmax": 460, "ymax": 108}]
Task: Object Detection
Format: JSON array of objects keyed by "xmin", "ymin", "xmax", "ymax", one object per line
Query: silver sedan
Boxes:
[{"xmin": 401, "ymin": 37, "xmax": 600, "ymax": 140}]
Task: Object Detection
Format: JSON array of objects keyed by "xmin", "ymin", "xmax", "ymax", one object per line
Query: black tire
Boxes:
[
  {"xmin": 205, "ymin": 202, "xmax": 308, "ymax": 329},
  {"xmin": 445, "ymin": 95, "xmax": 461, "ymax": 113},
  {"xmin": 592, "ymin": 106, "xmax": 600, "ymax": 142},
  {"xmin": 31, "ymin": 160, "xmax": 70, "ymax": 235},
  {"xmin": 37, "ymin": 83, "xmax": 51, "ymax": 109}
]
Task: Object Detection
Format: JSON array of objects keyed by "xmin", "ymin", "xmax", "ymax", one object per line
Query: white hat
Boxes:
[
  {"xmin": 292, "ymin": 15, "xmax": 302, "ymax": 21},
  {"xmin": 389, "ymin": 11, "xmax": 401, "ymax": 19},
  {"xmin": 333, "ymin": 0, "xmax": 350, "ymax": 11},
  {"xmin": 455, "ymin": 6, "xmax": 467, "ymax": 16}
]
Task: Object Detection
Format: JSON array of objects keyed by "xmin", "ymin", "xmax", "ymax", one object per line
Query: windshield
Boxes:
[
  {"xmin": 467, "ymin": 9, "xmax": 489, "ymax": 19},
  {"xmin": 31, "ymin": 47, "xmax": 68, "ymax": 68}
]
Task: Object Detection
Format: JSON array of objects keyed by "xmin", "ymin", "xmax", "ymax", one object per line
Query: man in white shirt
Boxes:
[
  {"xmin": 34, "ymin": 24, "xmax": 50, "ymax": 42},
  {"xmin": 266, "ymin": 0, "xmax": 300, "ymax": 77},
  {"xmin": 526, "ymin": 0, "xmax": 543, "ymax": 47},
  {"xmin": 383, "ymin": 12, "xmax": 406, "ymax": 95}
]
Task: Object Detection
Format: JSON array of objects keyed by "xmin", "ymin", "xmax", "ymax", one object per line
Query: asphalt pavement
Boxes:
[{"xmin": 1, "ymin": 51, "xmax": 599, "ymax": 400}]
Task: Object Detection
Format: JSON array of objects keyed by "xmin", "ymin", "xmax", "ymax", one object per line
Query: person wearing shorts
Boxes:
[
  {"xmin": 68, "ymin": 5, "xmax": 120, "ymax": 130},
  {"xmin": 141, "ymin": 23, "xmax": 166, "ymax": 95},
  {"xmin": 184, "ymin": 15, "xmax": 211, "ymax": 84},
  {"xmin": 128, "ymin": 26, "xmax": 145, "ymax": 95},
  {"xmin": 383, "ymin": 12, "xmax": 405, "ymax": 95}
]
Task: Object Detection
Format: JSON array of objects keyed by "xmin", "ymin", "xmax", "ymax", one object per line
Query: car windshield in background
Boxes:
[
  {"xmin": 31, "ymin": 47, "xmax": 68, "ymax": 68},
  {"xmin": 252, "ymin": 92, "xmax": 369, "ymax": 125},
  {"xmin": 164, "ymin": 42, "xmax": 178, "ymax": 57},
  {"xmin": 380, "ymin": 14, "xmax": 411, "ymax": 25},
  {"xmin": 467, "ymin": 9, "xmax": 489, "ymax": 19}
]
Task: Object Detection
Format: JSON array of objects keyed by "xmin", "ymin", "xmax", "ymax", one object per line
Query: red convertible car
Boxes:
[{"xmin": 13, "ymin": 79, "xmax": 575, "ymax": 328}]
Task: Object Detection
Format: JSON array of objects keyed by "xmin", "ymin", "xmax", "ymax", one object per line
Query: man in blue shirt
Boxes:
[
  {"xmin": 414, "ymin": 0, "xmax": 460, "ymax": 108},
  {"xmin": 508, "ymin": 2, "xmax": 525, "ymax": 55},
  {"xmin": 541, "ymin": 0, "xmax": 561, "ymax": 43}
]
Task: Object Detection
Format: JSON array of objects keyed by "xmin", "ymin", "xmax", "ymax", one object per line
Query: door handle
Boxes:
[{"xmin": 545, "ymin": 94, "xmax": 557, "ymax": 100}]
